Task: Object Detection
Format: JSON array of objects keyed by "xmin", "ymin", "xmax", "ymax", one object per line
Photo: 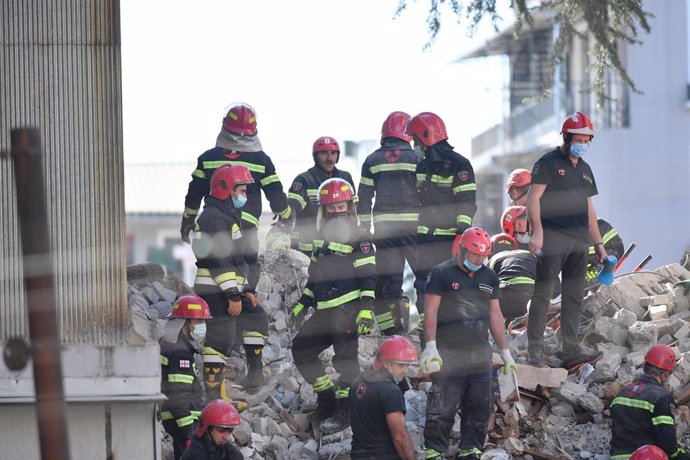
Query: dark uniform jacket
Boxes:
[
  {"xmin": 183, "ymin": 147, "xmax": 291, "ymax": 228},
  {"xmin": 610, "ymin": 374, "xmax": 688, "ymax": 459},
  {"xmin": 288, "ymin": 166, "xmax": 355, "ymax": 253},
  {"xmin": 357, "ymin": 138, "xmax": 421, "ymax": 231},
  {"xmin": 586, "ymin": 218, "xmax": 624, "ymax": 281},
  {"xmin": 160, "ymin": 335, "xmax": 204, "ymax": 440},
  {"xmin": 191, "ymin": 197, "xmax": 249, "ymax": 311},
  {"xmin": 294, "ymin": 223, "xmax": 376, "ymax": 313},
  {"xmin": 350, "ymin": 368, "xmax": 407, "ymax": 459},
  {"xmin": 179, "ymin": 434, "xmax": 243, "ymax": 460},
  {"xmin": 488, "ymin": 249, "xmax": 537, "ymax": 290},
  {"xmin": 416, "ymin": 140, "xmax": 477, "ymax": 238}
]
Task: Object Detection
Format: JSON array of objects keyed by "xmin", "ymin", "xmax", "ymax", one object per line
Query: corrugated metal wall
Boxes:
[{"xmin": 0, "ymin": 0, "xmax": 125, "ymax": 344}]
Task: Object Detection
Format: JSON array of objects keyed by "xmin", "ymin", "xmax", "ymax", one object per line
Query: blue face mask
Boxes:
[
  {"xmin": 464, "ymin": 258, "xmax": 483, "ymax": 272},
  {"xmin": 190, "ymin": 323, "xmax": 206, "ymax": 343},
  {"xmin": 232, "ymin": 194, "xmax": 247, "ymax": 208},
  {"xmin": 570, "ymin": 143, "xmax": 590, "ymax": 158}
]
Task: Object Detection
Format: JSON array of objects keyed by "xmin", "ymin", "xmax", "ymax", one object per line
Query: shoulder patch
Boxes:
[
  {"xmin": 385, "ymin": 149, "xmax": 401, "ymax": 163},
  {"xmin": 179, "ymin": 359, "xmax": 191, "ymax": 368},
  {"xmin": 458, "ymin": 170, "xmax": 469, "ymax": 182},
  {"xmin": 558, "ymin": 168, "xmax": 566, "ymax": 176},
  {"xmin": 451, "ymin": 281, "xmax": 460, "ymax": 290},
  {"xmin": 360, "ymin": 242, "xmax": 371, "ymax": 254},
  {"xmin": 291, "ymin": 181, "xmax": 303, "ymax": 192}
]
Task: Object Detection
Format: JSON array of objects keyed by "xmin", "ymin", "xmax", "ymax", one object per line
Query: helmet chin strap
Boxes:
[{"xmin": 511, "ymin": 190, "xmax": 527, "ymax": 205}]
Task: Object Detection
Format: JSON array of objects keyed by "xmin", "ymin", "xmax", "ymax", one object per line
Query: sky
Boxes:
[{"xmin": 120, "ymin": 0, "xmax": 508, "ymax": 173}]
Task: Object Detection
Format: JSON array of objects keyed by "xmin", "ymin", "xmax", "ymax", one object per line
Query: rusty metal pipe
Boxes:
[{"xmin": 11, "ymin": 128, "xmax": 70, "ymax": 460}]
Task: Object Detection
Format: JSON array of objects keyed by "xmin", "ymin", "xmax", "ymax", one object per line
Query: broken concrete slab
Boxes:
[{"xmin": 515, "ymin": 364, "xmax": 568, "ymax": 391}]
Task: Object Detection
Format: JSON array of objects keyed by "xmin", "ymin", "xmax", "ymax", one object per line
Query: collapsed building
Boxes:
[{"xmin": 128, "ymin": 249, "xmax": 690, "ymax": 460}]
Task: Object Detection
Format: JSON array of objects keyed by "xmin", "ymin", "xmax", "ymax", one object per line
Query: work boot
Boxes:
[
  {"xmin": 219, "ymin": 380, "xmax": 248, "ymax": 412},
  {"xmin": 310, "ymin": 389, "xmax": 337, "ymax": 423},
  {"xmin": 320, "ymin": 397, "xmax": 350, "ymax": 435},
  {"xmin": 423, "ymin": 445, "xmax": 444, "ymax": 460},
  {"xmin": 526, "ymin": 349, "xmax": 544, "ymax": 368},
  {"xmin": 242, "ymin": 344, "xmax": 265, "ymax": 393},
  {"xmin": 562, "ymin": 350, "xmax": 603, "ymax": 370}
]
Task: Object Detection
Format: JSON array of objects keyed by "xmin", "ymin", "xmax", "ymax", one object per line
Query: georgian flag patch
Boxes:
[{"xmin": 179, "ymin": 359, "xmax": 191, "ymax": 368}]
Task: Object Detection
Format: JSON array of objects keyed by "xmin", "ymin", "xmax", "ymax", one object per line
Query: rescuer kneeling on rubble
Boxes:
[
  {"xmin": 610, "ymin": 344, "xmax": 690, "ymax": 459},
  {"xmin": 420, "ymin": 227, "xmax": 517, "ymax": 460}
]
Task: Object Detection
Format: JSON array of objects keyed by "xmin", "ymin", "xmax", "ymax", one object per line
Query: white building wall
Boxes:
[{"xmin": 587, "ymin": 0, "xmax": 690, "ymax": 270}]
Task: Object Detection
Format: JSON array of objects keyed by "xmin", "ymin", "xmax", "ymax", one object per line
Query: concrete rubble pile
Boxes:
[{"xmin": 127, "ymin": 254, "xmax": 690, "ymax": 459}]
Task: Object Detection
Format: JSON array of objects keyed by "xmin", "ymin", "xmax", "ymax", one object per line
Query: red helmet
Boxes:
[
  {"xmin": 312, "ymin": 136, "xmax": 340, "ymax": 162},
  {"xmin": 560, "ymin": 112, "xmax": 594, "ymax": 140},
  {"xmin": 170, "ymin": 294, "xmax": 212, "ymax": 319},
  {"xmin": 210, "ymin": 164, "xmax": 254, "ymax": 200},
  {"xmin": 381, "ymin": 111, "xmax": 412, "ymax": 142},
  {"xmin": 222, "ymin": 103, "xmax": 258, "ymax": 136},
  {"xmin": 645, "ymin": 344, "xmax": 676, "ymax": 371},
  {"xmin": 373, "ymin": 335, "xmax": 418, "ymax": 371},
  {"xmin": 318, "ymin": 178, "xmax": 354, "ymax": 205},
  {"xmin": 491, "ymin": 233, "xmax": 518, "ymax": 254},
  {"xmin": 631, "ymin": 445, "xmax": 669, "ymax": 460},
  {"xmin": 505, "ymin": 168, "xmax": 532, "ymax": 193},
  {"xmin": 453, "ymin": 227, "xmax": 492, "ymax": 257},
  {"xmin": 195, "ymin": 399, "xmax": 241, "ymax": 437},
  {"xmin": 405, "ymin": 112, "xmax": 448, "ymax": 147},
  {"xmin": 501, "ymin": 206, "xmax": 529, "ymax": 238}
]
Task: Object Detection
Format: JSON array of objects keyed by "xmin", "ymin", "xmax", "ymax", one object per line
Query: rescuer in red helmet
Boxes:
[
  {"xmin": 180, "ymin": 399, "xmax": 242, "ymax": 460},
  {"xmin": 419, "ymin": 227, "xmax": 516, "ymax": 460},
  {"xmin": 505, "ymin": 168, "xmax": 531, "ymax": 206},
  {"xmin": 611, "ymin": 344, "xmax": 689, "ymax": 459},
  {"xmin": 349, "ymin": 335, "xmax": 418, "ymax": 459}
]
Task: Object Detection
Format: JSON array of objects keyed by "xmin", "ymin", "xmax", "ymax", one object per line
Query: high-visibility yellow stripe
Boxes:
[
  {"xmin": 360, "ymin": 290, "xmax": 375, "ymax": 299},
  {"xmin": 453, "ymin": 183, "xmax": 477, "ymax": 194},
  {"xmin": 312, "ymin": 374, "xmax": 334, "ymax": 392},
  {"xmin": 610, "ymin": 454, "xmax": 631, "ymax": 459},
  {"xmin": 506, "ymin": 276, "xmax": 535, "ymax": 285},
  {"xmin": 298, "ymin": 241, "xmax": 313, "ymax": 251},
  {"xmin": 328, "ymin": 242, "xmax": 353, "ymax": 253},
  {"xmin": 241, "ymin": 211, "xmax": 260, "ymax": 227},
  {"xmin": 671, "ymin": 448, "xmax": 687, "ymax": 458},
  {"xmin": 202, "ymin": 347, "xmax": 228, "ymax": 361},
  {"xmin": 307, "ymin": 189, "xmax": 319, "ymax": 196},
  {"xmin": 186, "ymin": 303, "xmax": 202, "ymax": 310},
  {"xmin": 360, "ymin": 177, "xmax": 374, "ymax": 187},
  {"xmin": 336, "ymin": 387, "xmax": 350, "ymax": 398},
  {"xmin": 611, "ymin": 396, "xmax": 655, "ymax": 412},
  {"xmin": 214, "ymin": 272, "xmax": 236, "ymax": 283},
  {"xmin": 433, "ymin": 227, "xmax": 456, "ymax": 236},
  {"xmin": 416, "ymin": 174, "xmax": 426, "ymax": 182},
  {"xmin": 603, "ymin": 228, "xmax": 619, "ymax": 244},
  {"xmin": 202, "ymin": 160, "xmax": 265, "ymax": 173},
  {"xmin": 370, "ymin": 163, "xmax": 417, "ymax": 174},
  {"xmin": 417, "ymin": 225, "xmax": 430, "ymax": 234},
  {"xmin": 652, "ymin": 415, "xmax": 675, "ymax": 425},
  {"xmin": 168, "ymin": 374, "xmax": 194, "ymax": 384},
  {"xmin": 192, "ymin": 169, "xmax": 205, "ymax": 179},
  {"xmin": 176, "ymin": 415, "xmax": 195, "ymax": 428},
  {"xmin": 430, "ymin": 175, "xmax": 453, "ymax": 185},
  {"xmin": 373, "ymin": 213, "xmax": 419, "ymax": 223},
  {"xmin": 304, "ymin": 287, "xmax": 314, "ymax": 298},
  {"xmin": 313, "ymin": 239, "xmax": 324, "ymax": 248},
  {"xmin": 160, "ymin": 355, "xmax": 169, "ymax": 366},
  {"xmin": 289, "ymin": 192, "xmax": 307, "ymax": 209},
  {"xmin": 353, "ymin": 256, "xmax": 376, "ymax": 267},
  {"xmin": 279, "ymin": 206, "xmax": 292, "ymax": 219},
  {"xmin": 260, "ymin": 174, "xmax": 280, "ymax": 186},
  {"xmin": 456, "ymin": 215, "xmax": 473, "ymax": 226},
  {"xmin": 161, "ymin": 411, "xmax": 174, "ymax": 420},
  {"xmin": 183, "ymin": 207, "xmax": 199, "ymax": 217},
  {"xmin": 457, "ymin": 448, "xmax": 482, "ymax": 458},
  {"xmin": 317, "ymin": 290, "xmax": 361, "ymax": 309}
]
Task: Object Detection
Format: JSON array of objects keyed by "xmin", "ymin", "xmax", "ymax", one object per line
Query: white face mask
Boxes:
[
  {"xmin": 516, "ymin": 234, "xmax": 531, "ymax": 244},
  {"xmin": 190, "ymin": 323, "xmax": 206, "ymax": 343}
]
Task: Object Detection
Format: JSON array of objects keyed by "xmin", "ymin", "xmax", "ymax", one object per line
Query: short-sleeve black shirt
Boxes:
[
  {"xmin": 425, "ymin": 259, "xmax": 500, "ymax": 350},
  {"xmin": 531, "ymin": 147, "xmax": 598, "ymax": 242},
  {"xmin": 349, "ymin": 369, "xmax": 406, "ymax": 459}
]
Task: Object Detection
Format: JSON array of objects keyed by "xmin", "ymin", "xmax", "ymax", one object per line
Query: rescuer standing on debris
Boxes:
[
  {"xmin": 180, "ymin": 102, "xmax": 293, "ymax": 289},
  {"xmin": 160, "ymin": 294, "xmax": 211, "ymax": 460},
  {"xmin": 349, "ymin": 335, "xmax": 418, "ymax": 460},
  {"xmin": 610, "ymin": 344, "xmax": 689, "ymax": 459},
  {"xmin": 419, "ymin": 227, "xmax": 517, "ymax": 460},
  {"xmin": 487, "ymin": 232, "xmax": 537, "ymax": 326},
  {"xmin": 180, "ymin": 399, "xmax": 243, "ymax": 460},
  {"xmin": 357, "ymin": 111, "xmax": 421, "ymax": 336},
  {"xmin": 192, "ymin": 164, "xmax": 269, "ymax": 402},
  {"xmin": 406, "ymin": 112, "xmax": 477, "ymax": 342},
  {"xmin": 288, "ymin": 136, "xmax": 356, "ymax": 255},
  {"xmin": 526, "ymin": 112, "xmax": 606, "ymax": 369},
  {"xmin": 290, "ymin": 178, "xmax": 376, "ymax": 435}
]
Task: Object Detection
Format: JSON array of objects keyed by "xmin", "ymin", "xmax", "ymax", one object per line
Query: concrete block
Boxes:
[
  {"xmin": 679, "ymin": 338, "xmax": 690, "ymax": 353},
  {"xmin": 550, "ymin": 402, "xmax": 576, "ymax": 418},
  {"xmin": 552, "ymin": 381, "xmax": 587, "ymax": 406},
  {"xmin": 596, "ymin": 343, "xmax": 630, "ymax": 357},
  {"xmin": 613, "ymin": 308, "xmax": 638, "ymax": 328},
  {"xmin": 655, "ymin": 318, "xmax": 684, "ymax": 337},
  {"xmin": 648, "ymin": 304, "xmax": 669, "ymax": 320},
  {"xmin": 674, "ymin": 353, "xmax": 690, "ymax": 385},
  {"xmin": 514, "ymin": 364, "xmax": 568, "ymax": 391},
  {"xmin": 586, "ymin": 352, "xmax": 622, "ymax": 384},
  {"xmin": 625, "ymin": 350, "xmax": 647, "ymax": 367},
  {"xmin": 640, "ymin": 293, "xmax": 674, "ymax": 307},
  {"xmin": 233, "ymin": 420, "xmax": 253, "ymax": 445},
  {"xmin": 269, "ymin": 435, "xmax": 289, "ymax": 453},
  {"xmin": 674, "ymin": 321, "xmax": 690, "ymax": 340},
  {"xmin": 584, "ymin": 316, "xmax": 628, "ymax": 346},
  {"xmin": 671, "ymin": 310, "xmax": 690, "ymax": 321},
  {"xmin": 628, "ymin": 322, "xmax": 658, "ymax": 352},
  {"xmin": 152, "ymin": 281, "xmax": 177, "ymax": 303},
  {"xmin": 659, "ymin": 334, "xmax": 675, "ymax": 345},
  {"xmin": 577, "ymin": 392, "xmax": 605, "ymax": 414},
  {"xmin": 673, "ymin": 284, "xmax": 690, "ymax": 312}
]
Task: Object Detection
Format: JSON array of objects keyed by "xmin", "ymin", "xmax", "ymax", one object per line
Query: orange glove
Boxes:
[
  {"xmin": 227, "ymin": 297, "xmax": 242, "ymax": 316},
  {"xmin": 244, "ymin": 291, "xmax": 258, "ymax": 307}
]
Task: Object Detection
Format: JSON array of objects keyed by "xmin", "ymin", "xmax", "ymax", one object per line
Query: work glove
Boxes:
[
  {"xmin": 355, "ymin": 309, "xmax": 375, "ymax": 336},
  {"xmin": 420, "ymin": 340, "xmax": 442, "ymax": 374},
  {"xmin": 244, "ymin": 290, "xmax": 258, "ymax": 307},
  {"xmin": 180, "ymin": 214, "xmax": 196, "ymax": 244},
  {"xmin": 500, "ymin": 348, "xmax": 517, "ymax": 375},
  {"xmin": 277, "ymin": 206, "xmax": 296, "ymax": 229},
  {"xmin": 227, "ymin": 296, "xmax": 242, "ymax": 316}
]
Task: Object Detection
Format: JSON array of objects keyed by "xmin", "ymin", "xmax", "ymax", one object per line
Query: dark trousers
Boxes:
[
  {"xmin": 527, "ymin": 229, "xmax": 588, "ymax": 356},
  {"xmin": 292, "ymin": 305, "xmax": 359, "ymax": 390},
  {"xmin": 203, "ymin": 294, "xmax": 269, "ymax": 358},
  {"xmin": 162, "ymin": 422, "xmax": 191, "ymax": 460},
  {"xmin": 500, "ymin": 285, "xmax": 533, "ymax": 326},
  {"xmin": 237, "ymin": 226, "xmax": 261, "ymax": 289},
  {"xmin": 414, "ymin": 234, "xmax": 454, "ymax": 319},
  {"xmin": 423, "ymin": 352, "xmax": 492, "ymax": 455}
]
